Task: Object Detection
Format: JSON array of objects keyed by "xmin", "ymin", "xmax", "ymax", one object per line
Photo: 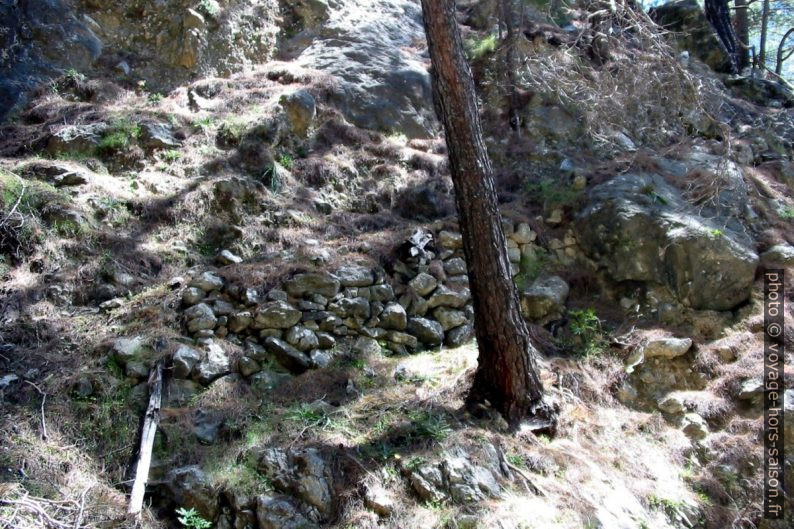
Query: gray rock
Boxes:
[
  {"xmin": 512, "ymin": 223, "xmax": 535, "ymax": 244},
  {"xmin": 443, "ymin": 257, "xmax": 467, "ymax": 276},
  {"xmin": 433, "ymin": 307, "xmax": 467, "ymax": 331},
  {"xmin": 125, "ymin": 361, "xmax": 149, "ymax": 380},
  {"xmin": 265, "ymin": 337, "xmax": 311, "ymax": 373},
  {"xmin": 217, "ymin": 249, "xmax": 243, "ymax": 265},
  {"xmin": 258, "ymin": 448, "xmax": 332, "ymax": 517},
  {"xmin": 238, "ymin": 356, "xmax": 261, "ymax": 377},
  {"xmin": 110, "ymin": 336, "xmax": 145, "ymax": 364},
  {"xmin": 286, "ymin": 326, "xmax": 320, "ymax": 352},
  {"xmin": 380, "ymin": 302, "xmax": 408, "ymax": 331},
  {"xmin": 164, "ymin": 379, "xmax": 203, "ymax": 407},
  {"xmin": 658, "ymin": 394, "xmax": 685, "ymax": 414},
  {"xmin": 409, "ymin": 272, "xmax": 438, "ymax": 296},
  {"xmin": 353, "ymin": 337, "xmax": 381, "ymax": 356},
  {"xmin": 16, "ymin": 160, "xmax": 92, "ymax": 187},
  {"xmin": 737, "ymin": 378, "xmax": 764, "ymax": 400},
  {"xmin": 192, "ymin": 344, "xmax": 231, "ymax": 385},
  {"xmin": 329, "ymin": 297, "xmax": 371, "ymax": 319},
  {"xmin": 256, "ymin": 495, "xmax": 318, "ymax": 529},
  {"xmin": 255, "ymin": 301, "xmax": 302, "ymax": 329},
  {"xmin": 185, "ymin": 303, "xmax": 217, "ymax": 333},
  {"xmin": 309, "ymin": 349, "xmax": 332, "ymax": 368},
  {"xmin": 250, "ymin": 369, "xmax": 293, "ymax": 394},
  {"xmin": 445, "ymin": 322, "xmax": 474, "ymax": 347},
  {"xmin": 681, "ymin": 413, "xmax": 709, "ymax": 440},
  {"xmin": 643, "ymin": 337, "xmax": 693, "ymax": 359},
  {"xmin": 164, "ymin": 466, "xmax": 218, "ymax": 521},
  {"xmin": 182, "ymin": 287, "xmax": 206, "ymax": 306},
  {"xmin": 72, "ymin": 377, "xmax": 93, "ymax": 397},
  {"xmin": 385, "ymin": 331, "xmax": 419, "ymax": 349},
  {"xmin": 190, "ymin": 271, "xmax": 225, "ymax": 292},
  {"xmin": 46, "ymin": 123, "xmax": 108, "ymax": 156},
  {"xmin": 268, "ymin": 289, "xmax": 289, "ymax": 302},
  {"xmin": 193, "ymin": 409, "xmax": 223, "ymax": 444},
  {"xmin": 407, "ymin": 317, "xmax": 444, "ymax": 346},
  {"xmin": 316, "ymin": 332, "xmax": 336, "ymax": 349},
  {"xmin": 334, "ymin": 266, "xmax": 375, "ymax": 287},
  {"xmin": 212, "ymin": 300, "xmax": 235, "ymax": 317},
  {"xmin": 519, "ymin": 275, "xmax": 569, "ymax": 323},
  {"xmin": 280, "ymin": 89, "xmax": 316, "ymax": 137},
  {"xmin": 140, "ymin": 122, "xmax": 180, "ymax": 151},
  {"xmin": 369, "ymin": 284, "xmax": 395, "ymax": 302},
  {"xmin": 290, "ymin": 0, "xmax": 435, "ymax": 137},
  {"xmin": 284, "ymin": 273, "xmax": 340, "ymax": 298},
  {"xmin": 438, "ymin": 230, "xmax": 463, "ymax": 249},
  {"xmin": 427, "ymin": 285, "xmax": 470, "ymax": 309},
  {"xmin": 443, "ymin": 453, "xmax": 501, "ymax": 503},
  {"xmin": 649, "ymin": 0, "xmax": 734, "ymax": 73},
  {"xmin": 244, "ymin": 288, "xmax": 260, "ymax": 305},
  {"xmin": 364, "ymin": 484, "xmax": 394, "ymax": 516},
  {"xmin": 229, "ymin": 311, "xmax": 253, "ymax": 333},
  {"xmin": 576, "ymin": 171, "xmax": 758, "ymax": 311},
  {"xmin": 760, "ymin": 244, "xmax": 794, "ymax": 266}
]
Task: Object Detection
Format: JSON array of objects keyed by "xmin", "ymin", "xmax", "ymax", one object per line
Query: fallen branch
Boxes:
[
  {"xmin": 127, "ymin": 360, "xmax": 163, "ymax": 516},
  {"xmin": 24, "ymin": 380, "xmax": 47, "ymax": 440}
]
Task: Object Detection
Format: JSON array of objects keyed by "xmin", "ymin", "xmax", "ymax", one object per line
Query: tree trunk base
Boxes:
[{"xmin": 465, "ymin": 389, "xmax": 559, "ymax": 435}]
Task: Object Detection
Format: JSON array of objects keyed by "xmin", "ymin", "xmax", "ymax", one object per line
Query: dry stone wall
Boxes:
[{"xmin": 176, "ymin": 221, "xmax": 570, "ymax": 385}]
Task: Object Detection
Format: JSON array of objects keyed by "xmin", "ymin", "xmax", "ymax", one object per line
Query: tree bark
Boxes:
[
  {"xmin": 499, "ymin": 0, "xmax": 522, "ymax": 133},
  {"xmin": 419, "ymin": 0, "xmax": 552, "ymax": 428},
  {"xmin": 759, "ymin": 0, "xmax": 770, "ymax": 68},
  {"xmin": 776, "ymin": 27, "xmax": 794, "ymax": 75},
  {"xmin": 705, "ymin": 0, "xmax": 740, "ymax": 72},
  {"xmin": 734, "ymin": 0, "xmax": 751, "ymax": 70}
]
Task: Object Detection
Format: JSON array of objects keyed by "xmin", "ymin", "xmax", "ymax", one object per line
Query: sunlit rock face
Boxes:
[{"xmin": 283, "ymin": 0, "xmax": 438, "ymax": 138}]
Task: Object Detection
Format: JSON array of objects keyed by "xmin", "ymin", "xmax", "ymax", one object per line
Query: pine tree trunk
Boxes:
[
  {"xmin": 776, "ymin": 28, "xmax": 794, "ymax": 75},
  {"xmin": 499, "ymin": 0, "xmax": 521, "ymax": 133},
  {"xmin": 734, "ymin": 0, "xmax": 750, "ymax": 71},
  {"xmin": 759, "ymin": 0, "xmax": 770, "ymax": 69},
  {"xmin": 419, "ymin": 0, "xmax": 552, "ymax": 428}
]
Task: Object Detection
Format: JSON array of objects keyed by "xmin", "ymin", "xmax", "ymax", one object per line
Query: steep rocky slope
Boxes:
[{"xmin": 0, "ymin": 1, "xmax": 792, "ymax": 529}]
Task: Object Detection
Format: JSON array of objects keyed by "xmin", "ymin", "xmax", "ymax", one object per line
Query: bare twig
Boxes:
[{"xmin": 24, "ymin": 380, "xmax": 47, "ymax": 440}]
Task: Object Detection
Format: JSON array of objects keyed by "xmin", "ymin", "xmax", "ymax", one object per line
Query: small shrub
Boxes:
[
  {"xmin": 64, "ymin": 68, "xmax": 86, "ymax": 82},
  {"xmin": 148, "ymin": 92, "xmax": 164, "ymax": 104},
  {"xmin": 778, "ymin": 205, "xmax": 794, "ymax": 220},
  {"xmin": 285, "ymin": 403, "xmax": 327, "ymax": 426},
  {"xmin": 198, "ymin": 0, "xmax": 221, "ymax": 17},
  {"xmin": 162, "ymin": 149, "xmax": 183, "ymax": 163},
  {"xmin": 278, "ymin": 153, "xmax": 294, "ymax": 170},
  {"xmin": 514, "ymin": 249, "xmax": 549, "ymax": 289},
  {"xmin": 176, "ymin": 507, "xmax": 212, "ymax": 529},
  {"xmin": 98, "ymin": 119, "xmax": 141, "ymax": 154},
  {"xmin": 409, "ymin": 410, "xmax": 452, "ymax": 442},
  {"xmin": 466, "ymin": 34, "xmax": 498, "ymax": 60},
  {"xmin": 526, "ymin": 178, "xmax": 581, "ymax": 210},
  {"xmin": 567, "ymin": 308, "xmax": 607, "ymax": 358}
]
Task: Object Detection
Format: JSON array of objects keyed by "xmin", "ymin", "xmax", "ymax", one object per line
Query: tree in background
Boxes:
[
  {"xmin": 705, "ymin": 0, "xmax": 740, "ymax": 72},
  {"xmin": 734, "ymin": 0, "xmax": 751, "ymax": 70},
  {"xmin": 419, "ymin": 0, "xmax": 556, "ymax": 428}
]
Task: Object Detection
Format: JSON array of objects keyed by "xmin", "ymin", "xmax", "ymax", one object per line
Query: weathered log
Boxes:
[{"xmin": 127, "ymin": 360, "xmax": 164, "ymax": 516}]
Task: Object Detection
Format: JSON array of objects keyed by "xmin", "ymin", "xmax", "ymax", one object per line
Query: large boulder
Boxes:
[
  {"xmin": 0, "ymin": 0, "xmax": 102, "ymax": 121},
  {"xmin": 285, "ymin": 0, "xmax": 437, "ymax": 137},
  {"xmin": 255, "ymin": 301, "xmax": 303, "ymax": 329},
  {"xmin": 258, "ymin": 448, "xmax": 333, "ymax": 519},
  {"xmin": 163, "ymin": 466, "xmax": 218, "ymax": 521},
  {"xmin": 649, "ymin": 0, "xmax": 733, "ymax": 73},
  {"xmin": 575, "ymin": 171, "xmax": 757, "ymax": 311}
]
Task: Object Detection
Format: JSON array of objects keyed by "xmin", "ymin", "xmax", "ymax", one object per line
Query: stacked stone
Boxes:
[{"xmin": 180, "ymin": 220, "xmax": 571, "ymax": 379}]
